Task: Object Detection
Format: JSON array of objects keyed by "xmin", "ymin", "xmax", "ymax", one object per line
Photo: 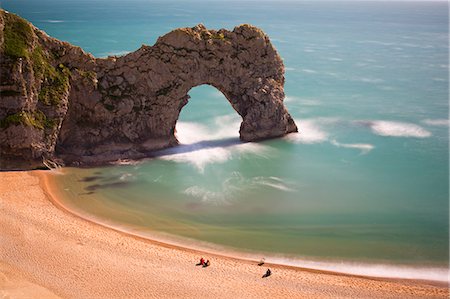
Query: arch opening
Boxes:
[{"xmin": 175, "ymin": 84, "xmax": 243, "ymax": 146}]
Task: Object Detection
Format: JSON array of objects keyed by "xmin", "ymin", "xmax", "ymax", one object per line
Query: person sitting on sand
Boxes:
[
  {"xmin": 196, "ymin": 257, "xmax": 205, "ymax": 266},
  {"xmin": 262, "ymin": 268, "xmax": 271, "ymax": 278}
]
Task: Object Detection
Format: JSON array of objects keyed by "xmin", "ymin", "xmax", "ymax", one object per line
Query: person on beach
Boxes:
[
  {"xmin": 203, "ymin": 260, "xmax": 210, "ymax": 268},
  {"xmin": 196, "ymin": 257, "xmax": 205, "ymax": 266},
  {"xmin": 262, "ymin": 269, "xmax": 271, "ymax": 278},
  {"xmin": 258, "ymin": 258, "xmax": 265, "ymax": 266}
]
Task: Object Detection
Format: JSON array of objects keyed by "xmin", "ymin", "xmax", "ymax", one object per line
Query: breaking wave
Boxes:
[
  {"xmin": 44, "ymin": 19, "xmax": 65, "ymax": 23},
  {"xmin": 363, "ymin": 121, "xmax": 432, "ymax": 138},
  {"xmin": 159, "ymin": 118, "xmax": 271, "ymax": 172},
  {"xmin": 284, "ymin": 119, "xmax": 329, "ymax": 144},
  {"xmin": 422, "ymin": 119, "xmax": 449, "ymax": 127},
  {"xmin": 330, "ymin": 140, "xmax": 374, "ymax": 154},
  {"xmin": 268, "ymin": 257, "xmax": 449, "ymax": 283},
  {"xmin": 183, "ymin": 174, "xmax": 295, "ymax": 204}
]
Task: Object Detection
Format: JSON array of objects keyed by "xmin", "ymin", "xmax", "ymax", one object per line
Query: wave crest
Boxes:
[
  {"xmin": 422, "ymin": 119, "xmax": 449, "ymax": 127},
  {"xmin": 365, "ymin": 121, "xmax": 432, "ymax": 138},
  {"xmin": 330, "ymin": 140, "xmax": 374, "ymax": 154}
]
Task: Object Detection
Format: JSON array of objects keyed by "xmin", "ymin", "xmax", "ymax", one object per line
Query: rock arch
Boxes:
[
  {"xmin": 0, "ymin": 11, "xmax": 297, "ymax": 168},
  {"xmin": 57, "ymin": 24, "xmax": 297, "ymax": 165}
]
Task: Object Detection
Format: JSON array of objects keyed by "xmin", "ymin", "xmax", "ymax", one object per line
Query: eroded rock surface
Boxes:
[{"xmin": 0, "ymin": 10, "xmax": 297, "ymax": 169}]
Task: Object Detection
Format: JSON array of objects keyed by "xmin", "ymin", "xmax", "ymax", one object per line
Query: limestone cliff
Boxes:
[{"xmin": 0, "ymin": 10, "xmax": 297, "ymax": 170}]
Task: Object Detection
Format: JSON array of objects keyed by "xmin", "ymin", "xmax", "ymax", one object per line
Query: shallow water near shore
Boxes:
[{"xmin": 4, "ymin": 0, "xmax": 448, "ymax": 281}]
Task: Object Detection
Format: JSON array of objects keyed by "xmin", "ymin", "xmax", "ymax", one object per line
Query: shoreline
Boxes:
[
  {"xmin": 0, "ymin": 170, "xmax": 448, "ymax": 298},
  {"xmin": 45, "ymin": 170, "xmax": 449, "ymax": 285}
]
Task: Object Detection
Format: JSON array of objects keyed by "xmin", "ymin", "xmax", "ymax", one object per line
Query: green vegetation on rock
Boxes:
[
  {"xmin": 38, "ymin": 62, "xmax": 71, "ymax": 106},
  {"xmin": 200, "ymin": 31, "xmax": 227, "ymax": 41},
  {"xmin": 1, "ymin": 12, "xmax": 71, "ymax": 105},
  {"xmin": 31, "ymin": 46, "xmax": 47, "ymax": 77},
  {"xmin": 76, "ymin": 69, "xmax": 97, "ymax": 82},
  {"xmin": 3, "ymin": 12, "xmax": 33, "ymax": 58},
  {"xmin": 211, "ymin": 32, "xmax": 226, "ymax": 40},
  {"xmin": 0, "ymin": 110, "xmax": 56, "ymax": 130},
  {"xmin": 32, "ymin": 46, "xmax": 70, "ymax": 106}
]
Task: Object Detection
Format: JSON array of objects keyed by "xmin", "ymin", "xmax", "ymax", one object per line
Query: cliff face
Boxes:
[{"xmin": 0, "ymin": 10, "xmax": 297, "ymax": 169}]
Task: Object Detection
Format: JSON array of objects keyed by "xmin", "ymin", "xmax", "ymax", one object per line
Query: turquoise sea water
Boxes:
[{"xmin": 4, "ymin": 0, "xmax": 448, "ymax": 280}]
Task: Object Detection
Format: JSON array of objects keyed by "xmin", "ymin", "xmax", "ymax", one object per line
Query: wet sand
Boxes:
[{"xmin": 0, "ymin": 171, "xmax": 448, "ymax": 298}]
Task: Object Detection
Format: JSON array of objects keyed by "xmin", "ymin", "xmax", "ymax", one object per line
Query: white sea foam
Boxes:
[
  {"xmin": 285, "ymin": 67, "xmax": 296, "ymax": 71},
  {"xmin": 119, "ymin": 173, "xmax": 133, "ymax": 181},
  {"xmin": 422, "ymin": 119, "xmax": 449, "ymax": 127},
  {"xmin": 161, "ymin": 119, "xmax": 271, "ymax": 172},
  {"xmin": 175, "ymin": 115, "xmax": 240, "ymax": 143},
  {"xmin": 302, "ymin": 69, "xmax": 318, "ymax": 74},
  {"xmin": 268, "ymin": 257, "xmax": 449, "ymax": 283},
  {"xmin": 175, "ymin": 122, "xmax": 211, "ymax": 144},
  {"xmin": 183, "ymin": 174, "xmax": 295, "ymax": 204},
  {"xmin": 234, "ymin": 143, "xmax": 271, "ymax": 158},
  {"xmin": 324, "ymin": 72, "xmax": 339, "ymax": 78},
  {"xmin": 183, "ymin": 172, "xmax": 245, "ymax": 204},
  {"xmin": 44, "ymin": 19, "xmax": 65, "ymax": 23},
  {"xmin": 253, "ymin": 176, "xmax": 295, "ymax": 192},
  {"xmin": 298, "ymin": 98, "xmax": 322, "ymax": 106},
  {"xmin": 285, "ymin": 118, "xmax": 345, "ymax": 144},
  {"xmin": 284, "ymin": 96, "xmax": 296, "ymax": 102},
  {"xmin": 328, "ymin": 57, "xmax": 343, "ymax": 62},
  {"xmin": 357, "ymin": 77, "xmax": 384, "ymax": 84},
  {"xmin": 359, "ymin": 40, "xmax": 395, "ymax": 46},
  {"xmin": 183, "ymin": 185, "xmax": 232, "ymax": 205},
  {"xmin": 284, "ymin": 119, "xmax": 328, "ymax": 144},
  {"xmin": 213, "ymin": 115, "xmax": 242, "ymax": 138},
  {"xmin": 365, "ymin": 121, "xmax": 432, "ymax": 138},
  {"xmin": 161, "ymin": 147, "xmax": 231, "ymax": 172},
  {"xmin": 331, "ymin": 140, "xmax": 374, "ymax": 154}
]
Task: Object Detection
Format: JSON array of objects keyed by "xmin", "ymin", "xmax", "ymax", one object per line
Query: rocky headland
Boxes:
[{"xmin": 0, "ymin": 10, "xmax": 297, "ymax": 170}]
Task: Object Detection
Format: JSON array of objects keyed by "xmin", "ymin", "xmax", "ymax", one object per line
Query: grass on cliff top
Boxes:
[
  {"xmin": 2, "ymin": 11, "xmax": 33, "ymax": 58},
  {"xmin": 0, "ymin": 111, "xmax": 55, "ymax": 130}
]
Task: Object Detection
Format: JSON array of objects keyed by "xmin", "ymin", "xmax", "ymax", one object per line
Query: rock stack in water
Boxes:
[{"xmin": 0, "ymin": 10, "xmax": 297, "ymax": 169}]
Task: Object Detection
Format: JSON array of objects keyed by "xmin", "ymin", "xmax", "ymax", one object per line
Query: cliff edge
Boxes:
[{"xmin": 0, "ymin": 10, "xmax": 297, "ymax": 169}]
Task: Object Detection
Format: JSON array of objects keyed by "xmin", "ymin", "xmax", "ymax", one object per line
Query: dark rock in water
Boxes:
[{"xmin": 0, "ymin": 10, "xmax": 297, "ymax": 170}]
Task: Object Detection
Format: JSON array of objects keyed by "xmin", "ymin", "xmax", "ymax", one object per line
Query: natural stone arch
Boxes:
[
  {"xmin": 56, "ymin": 24, "xmax": 297, "ymax": 165},
  {"xmin": 0, "ymin": 10, "xmax": 297, "ymax": 168}
]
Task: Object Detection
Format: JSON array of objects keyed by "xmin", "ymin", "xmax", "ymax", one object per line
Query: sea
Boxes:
[{"xmin": 3, "ymin": 0, "xmax": 448, "ymax": 282}]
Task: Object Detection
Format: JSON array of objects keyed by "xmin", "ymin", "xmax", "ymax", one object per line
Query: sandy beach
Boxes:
[{"xmin": 0, "ymin": 171, "xmax": 448, "ymax": 299}]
